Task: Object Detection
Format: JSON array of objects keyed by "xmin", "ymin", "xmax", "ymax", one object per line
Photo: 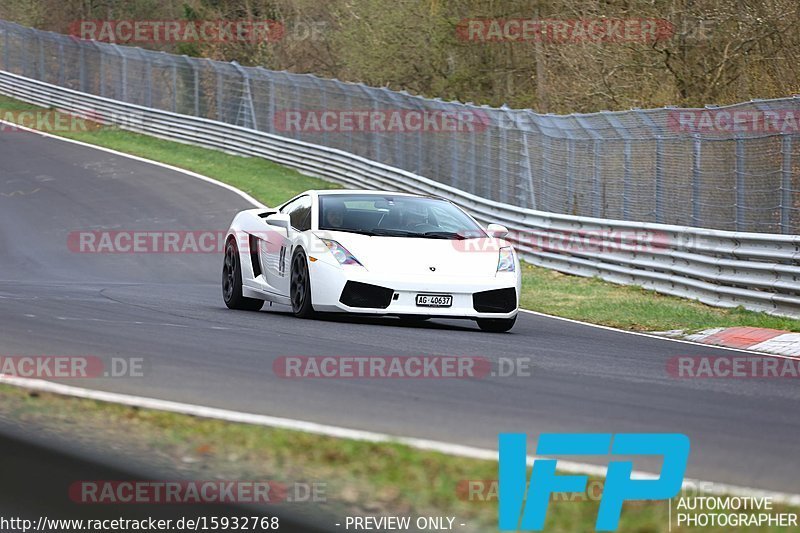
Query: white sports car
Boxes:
[{"xmin": 222, "ymin": 190, "xmax": 520, "ymax": 332}]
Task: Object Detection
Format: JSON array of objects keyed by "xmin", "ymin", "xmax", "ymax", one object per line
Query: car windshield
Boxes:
[{"xmin": 318, "ymin": 194, "xmax": 485, "ymax": 239}]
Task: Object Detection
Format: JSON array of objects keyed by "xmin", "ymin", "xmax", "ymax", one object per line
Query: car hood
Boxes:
[{"xmin": 315, "ymin": 231, "xmax": 507, "ymax": 277}]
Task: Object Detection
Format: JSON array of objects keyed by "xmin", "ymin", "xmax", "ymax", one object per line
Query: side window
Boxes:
[{"xmin": 281, "ymin": 196, "xmax": 312, "ymax": 231}]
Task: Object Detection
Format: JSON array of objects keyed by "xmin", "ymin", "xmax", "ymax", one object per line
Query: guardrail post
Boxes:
[
  {"xmin": 415, "ymin": 102, "xmax": 422, "ymax": 174},
  {"xmin": 22, "ymin": 28, "xmax": 30, "ymax": 77},
  {"xmin": 266, "ymin": 69, "xmax": 275, "ymax": 134},
  {"xmin": 499, "ymin": 112, "xmax": 509, "ymax": 204},
  {"xmin": 483, "ymin": 118, "xmax": 491, "ymax": 200},
  {"xmin": 98, "ymin": 43, "xmax": 106, "ymax": 97},
  {"xmin": 735, "ymin": 138, "xmax": 745, "ymax": 231},
  {"xmin": 79, "ymin": 44, "xmax": 86, "ymax": 92},
  {"xmin": 267, "ymin": 71, "xmax": 275, "ymax": 132},
  {"xmin": 597, "ymin": 112, "xmax": 633, "ymax": 220},
  {"xmin": 593, "ymin": 139, "xmax": 602, "ymax": 218},
  {"xmin": 450, "ymin": 129, "xmax": 458, "ymax": 189},
  {"xmin": 692, "ymin": 136, "xmax": 702, "ymax": 225},
  {"xmin": 190, "ymin": 58, "xmax": 199, "ymax": 117},
  {"xmin": 121, "ymin": 51, "xmax": 128, "ymax": 101},
  {"xmin": 541, "ymin": 133, "xmax": 550, "ymax": 212},
  {"xmin": 520, "ymin": 129, "xmax": 537, "ymax": 209},
  {"xmin": 143, "ymin": 51, "xmax": 152, "ymax": 108},
  {"xmin": 372, "ymin": 91, "xmax": 382, "ymax": 163},
  {"xmin": 3, "ymin": 28, "xmax": 9, "ymax": 71},
  {"xmin": 321, "ymin": 83, "xmax": 329, "ymax": 148},
  {"xmin": 338, "ymin": 79, "xmax": 354, "ymax": 154},
  {"xmin": 469, "ymin": 113, "xmax": 478, "ymax": 195},
  {"xmin": 655, "ymin": 138, "xmax": 664, "ymax": 223},
  {"xmin": 243, "ymin": 66, "xmax": 257, "ymax": 130},
  {"xmin": 171, "ymin": 61, "xmax": 178, "ymax": 113},
  {"xmin": 566, "ymin": 138, "xmax": 575, "ymax": 213},
  {"xmin": 37, "ymin": 35, "xmax": 44, "ymax": 81},
  {"xmin": 291, "ymin": 74, "xmax": 301, "ymax": 139},
  {"xmin": 781, "ymin": 135, "xmax": 793, "ymax": 234},
  {"xmin": 209, "ymin": 59, "xmax": 222, "ymax": 122},
  {"xmin": 623, "ymin": 140, "xmax": 632, "ymax": 220},
  {"xmin": 391, "ymin": 91, "xmax": 404, "ymax": 170},
  {"xmin": 58, "ymin": 41, "xmax": 65, "ymax": 86}
]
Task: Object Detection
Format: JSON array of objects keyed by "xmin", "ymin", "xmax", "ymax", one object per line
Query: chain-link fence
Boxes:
[{"xmin": 1, "ymin": 19, "xmax": 799, "ymax": 234}]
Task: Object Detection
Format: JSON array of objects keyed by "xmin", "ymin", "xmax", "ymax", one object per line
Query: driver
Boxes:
[
  {"xmin": 402, "ymin": 208, "xmax": 427, "ymax": 229},
  {"xmin": 324, "ymin": 201, "xmax": 346, "ymax": 228}
]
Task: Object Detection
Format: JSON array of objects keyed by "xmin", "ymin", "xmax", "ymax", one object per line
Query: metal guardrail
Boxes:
[{"xmin": 1, "ymin": 70, "xmax": 799, "ymax": 318}]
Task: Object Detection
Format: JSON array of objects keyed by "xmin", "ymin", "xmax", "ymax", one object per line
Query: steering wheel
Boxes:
[{"xmin": 411, "ymin": 223, "xmax": 439, "ymax": 232}]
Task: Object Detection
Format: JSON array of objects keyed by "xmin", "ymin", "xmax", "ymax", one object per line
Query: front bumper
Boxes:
[{"xmin": 309, "ymin": 260, "xmax": 520, "ymax": 319}]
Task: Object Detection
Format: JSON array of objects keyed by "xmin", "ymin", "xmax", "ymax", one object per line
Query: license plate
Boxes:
[{"xmin": 416, "ymin": 294, "xmax": 452, "ymax": 307}]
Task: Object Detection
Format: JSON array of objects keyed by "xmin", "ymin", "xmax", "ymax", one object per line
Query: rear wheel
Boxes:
[
  {"xmin": 290, "ymin": 249, "xmax": 315, "ymax": 318},
  {"xmin": 476, "ymin": 316, "xmax": 516, "ymax": 333},
  {"xmin": 222, "ymin": 239, "xmax": 264, "ymax": 311}
]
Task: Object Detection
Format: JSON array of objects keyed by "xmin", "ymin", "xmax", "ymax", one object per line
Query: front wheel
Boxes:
[
  {"xmin": 222, "ymin": 239, "xmax": 264, "ymax": 311},
  {"xmin": 290, "ymin": 249, "xmax": 315, "ymax": 318},
  {"xmin": 476, "ymin": 316, "xmax": 516, "ymax": 333}
]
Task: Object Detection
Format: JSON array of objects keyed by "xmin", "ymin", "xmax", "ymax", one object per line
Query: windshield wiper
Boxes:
[
  {"xmin": 344, "ymin": 229, "xmax": 472, "ymax": 239},
  {"xmin": 419, "ymin": 231, "xmax": 469, "ymax": 240},
  {"xmin": 368, "ymin": 229, "xmax": 417, "ymax": 237},
  {"xmin": 320, "ymin": 228, "xmax": 379, "ymax": 236}
]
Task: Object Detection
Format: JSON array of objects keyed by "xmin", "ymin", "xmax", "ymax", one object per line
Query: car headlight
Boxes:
[
  {"xmin": 497, "ymin": 246, "xmax": 515, "ymax": 272},
  {"xmin": 320, "ymin": 239, "xmax": 363, "ymax": 266}
]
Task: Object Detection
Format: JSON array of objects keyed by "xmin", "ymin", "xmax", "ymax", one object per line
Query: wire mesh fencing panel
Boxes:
[{"xmin": 1, "ymin": 19, "xmax": 799, "ymax": 234}]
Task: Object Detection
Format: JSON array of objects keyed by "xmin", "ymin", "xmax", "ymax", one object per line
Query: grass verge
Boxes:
[{"xmin": 2, "ymin": 384, "xmax": 797, "ymax": 532}]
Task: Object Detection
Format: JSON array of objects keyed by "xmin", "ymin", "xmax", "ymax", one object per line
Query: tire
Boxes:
[
  {"xmin": 290, "ymin": 249, "xmax": 315, "ymax": 318},
  {"xmin": 222, "ymin": 239, "xmax": 264, "ymax": 311},
  {"xmin": 476, "ymin": 315, "xmax": 516, "ymax": 333}
]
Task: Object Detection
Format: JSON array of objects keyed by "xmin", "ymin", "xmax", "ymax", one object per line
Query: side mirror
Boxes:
[
  {"xmin": 486, "ymin": 223, "xmax": 509, "ymax": 239},
  {"xmin": 265, "ymin": 212, "xmax": 291, "ymax": 230}
]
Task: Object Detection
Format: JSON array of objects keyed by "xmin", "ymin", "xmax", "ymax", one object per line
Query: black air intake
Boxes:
[
  {"xmin": 473, "ymin": 287, "xmax": 516, "ymax": 313},
  {"xmin": 339, "ymin": 281, "xmax": 394, "ymax": 309},
  {"xmin": 249, "ymin": 235, "xmax": 262, "ymax": 277}
]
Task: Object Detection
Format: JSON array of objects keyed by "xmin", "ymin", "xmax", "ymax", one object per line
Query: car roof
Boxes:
[
  {"xmin": 314, "ymin": 189, "xmax": 421, "ymax": 197},
  {"xmin": 277, "ymin": 189, "xmax": 446, "ymax": 209}
]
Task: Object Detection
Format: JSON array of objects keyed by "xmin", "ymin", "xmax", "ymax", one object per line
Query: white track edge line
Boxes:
[
  {"xmin": 519, "ymin": 309, "xmax": 800, "ymax": 361},
  {"xmin": 2, "ymin": 376, "xmax": 798, "ymax": 506},
  {"xmin": 4, "ymin": 111, "xmax": 800, "ymax": 504}
]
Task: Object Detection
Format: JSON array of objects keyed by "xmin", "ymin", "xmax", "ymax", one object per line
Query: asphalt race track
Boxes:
[{"xmin": 1, "ymin": 129, "xmax": 799, "ymax": 495}]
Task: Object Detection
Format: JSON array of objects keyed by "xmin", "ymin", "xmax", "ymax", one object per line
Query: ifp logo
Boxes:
[{"xmin": 499, "ymin": 433, "xmax": 690, "ymax": 531}]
